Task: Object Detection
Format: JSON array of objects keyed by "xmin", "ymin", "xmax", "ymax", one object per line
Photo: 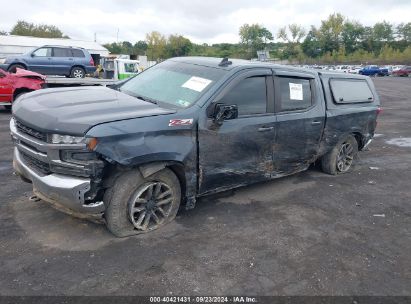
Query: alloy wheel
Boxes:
[
  {"xmin": 73, "ymin": 69, "xmax": 84, "ymax": 78},
  {"xmin": 128, "ymin": 182, "xmax": 174, "ymax": 231},
  {"xmin": 336, "ymin": 142, "xmax": 354, "ymax": 172}
]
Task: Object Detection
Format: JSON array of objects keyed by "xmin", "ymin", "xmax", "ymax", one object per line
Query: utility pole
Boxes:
[
  {"xmin": 94, "ymin": 32, "xmax": 97, "ymax": 42},
  {"xmin": 116, "ymin": 28, "xmax": 119, "ymax": 43}
]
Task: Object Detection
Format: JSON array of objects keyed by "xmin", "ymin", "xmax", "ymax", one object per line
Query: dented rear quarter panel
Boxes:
[{"xmin": 319, "ymin": 74, "xmax": 380, "ymax": 154}]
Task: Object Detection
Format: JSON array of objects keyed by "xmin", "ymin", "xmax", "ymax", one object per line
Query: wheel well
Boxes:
[
  {"xmin": 167, "ymin": 163, "xmax": 187, "ymax": 200},
  {"xmin": 71, "ymin": 65, "xmax": 85, "ymax": 72},
  {"xmin": 13, "ymin": 88, "xmax": 33, "ymax": 101},
  {"xmin": 352, "ymin": 132, "xmax": 364, "ymax": 149},
  {"xmin": 102, "ymin": 161, "xmax": 187, "ymax": 199},
  {"xmin": 9, "ymin": 62, "xmax": 27, "ymax": 70}
]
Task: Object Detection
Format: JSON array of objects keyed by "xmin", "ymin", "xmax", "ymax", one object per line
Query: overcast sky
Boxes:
[{"xmin": 1, "ymin": 0, "xmax": 410, "ymax": 44}]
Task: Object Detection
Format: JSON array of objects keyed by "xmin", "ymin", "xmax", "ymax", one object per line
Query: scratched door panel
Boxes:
[{"xmin": 273, "ymin": 74, "xmax": 325, "ymax": 174}]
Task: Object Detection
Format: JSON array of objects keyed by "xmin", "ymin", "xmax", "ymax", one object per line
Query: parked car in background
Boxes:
[
  {"xmin": 392, "ymin": 66, "xmax": 411, "ymax": 77},
  {"xmin": 348, "ymin": 66, "xmax": 363, "ymax": 74},
  {"xmin": 0, "ymin": 68, "xmax": 45, "ymax": 110},
  {"xmin": 358, "ymin": 65, "xmax": 389, "ymax": 76},
  {"xmin": 3, "ymin": 45, "xmax": 96, "ymax": 78},
  {"xmin": 335, "ymin": 65, "xmax": 349, "ymax": 73}
]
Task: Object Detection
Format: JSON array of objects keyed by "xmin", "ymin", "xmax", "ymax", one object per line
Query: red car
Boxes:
[
  {"xmin": 392, "ymin": 66, "xmax": 411, "ymax": 77},
  {"xmin": 0, "ymin": 68, "xmax": 45, "ymax": 110}
]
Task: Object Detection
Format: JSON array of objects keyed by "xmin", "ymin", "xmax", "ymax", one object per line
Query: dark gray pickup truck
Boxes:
[{"xmin": 10, "ymin": 57, "xmax": 381, "ymax": 237}]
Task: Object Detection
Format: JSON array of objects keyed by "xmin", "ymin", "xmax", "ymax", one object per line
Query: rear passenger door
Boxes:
[
  {"xmin": 198, "ymin": 69, "xmax": 276, "ymax": 194},
  {"xmin": 51, "ymin": 47, "xmax": 74, "ymax": 75},
  {"xmin": 273, "ymin": 71, "xmax": 325, "ymax": 174}
]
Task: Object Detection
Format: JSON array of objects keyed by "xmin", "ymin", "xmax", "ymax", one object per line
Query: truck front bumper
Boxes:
[{"xmin": 13, "ymin": 147, "xmax": 105, "ymax": 215}]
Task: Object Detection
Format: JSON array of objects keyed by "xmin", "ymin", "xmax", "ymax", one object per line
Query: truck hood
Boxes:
[{"xmin": 12, "ymin": 86, "xmax": 176, "ymax": 135}]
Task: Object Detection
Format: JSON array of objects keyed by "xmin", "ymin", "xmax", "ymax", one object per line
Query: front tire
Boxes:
[
  {"xmin": 321, "ymin": 135, "xmax": 358, "ymax": 175},
  {"xmin": 70, "ymin": 67, "xmax": 85, "ymax": 78},
  {"xmin": 104, "ymin": 168, "xmax": 181, "ymax": 237}
]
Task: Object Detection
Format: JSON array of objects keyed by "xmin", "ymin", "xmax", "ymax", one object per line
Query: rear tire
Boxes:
[
  {"xmin": 104, "ymin": 168, "xmax": 181, "ymax": 237},
  {"xmin": 321, "ymin": 135, "xmax": 358, "ymax": 175},
  {"xmin": 70, "ymin": 67, "xmax": 85, "ymax": 78},
  {"xmin": 8, "ymin": 64, "xmax": 26, "ymax": 73}
]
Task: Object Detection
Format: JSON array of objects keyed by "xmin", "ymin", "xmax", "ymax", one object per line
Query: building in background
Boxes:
[{"xmin": 0, "ymin": 35, "xmax": 109, "ymax": 64}]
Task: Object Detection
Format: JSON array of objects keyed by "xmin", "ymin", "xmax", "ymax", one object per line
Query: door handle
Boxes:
[
  {"xmin": 258, "ymin": 126, "xmax": 274, "ymax": 132},
  {"xmin": 311, "ymin": 121, "xmax": 322, "ymax": 125}
]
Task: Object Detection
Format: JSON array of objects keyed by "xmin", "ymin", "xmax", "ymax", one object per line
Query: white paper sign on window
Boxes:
[
  {"xmin": 289, "ymin": 83, "xmax": 303, "ymax": 100},
  {"xmin": 182, "ymin": 76, "xmax": 212, "ymax": 92}
]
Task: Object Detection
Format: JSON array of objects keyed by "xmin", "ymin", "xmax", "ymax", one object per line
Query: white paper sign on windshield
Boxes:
[
  {"xmin": 182, "ymin": 76, "xmax": 212, "ymax": 92},
  {"xmin": 289, "ymin": 83, "xmax": 303, "ymax": 100}
]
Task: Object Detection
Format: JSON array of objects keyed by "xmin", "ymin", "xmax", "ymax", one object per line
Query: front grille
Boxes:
[
  {"xmin": 21, "ymin": 152, "xmax": 51, "ymax": 175},
  {"xmin": 15, "ymin": 120, "xmax": 47, "ymax": 142}
]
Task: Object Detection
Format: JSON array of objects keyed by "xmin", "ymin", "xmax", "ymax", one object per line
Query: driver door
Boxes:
[
  {"xmin": 29, "ymin": 47, "xmax": 53, "ymax": 74},
  {"xmin": 197, "ymin": 69, "xmax": 276, "ymax": 195}
]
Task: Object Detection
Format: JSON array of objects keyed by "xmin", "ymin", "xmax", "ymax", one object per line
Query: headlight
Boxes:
[
  {"xmin": 51, "ymin": 134, "xmax": 86, "ymax": 144},
  {"xmin": 50, "ymin": 134, "xmax": 99, "ymax": 151}
]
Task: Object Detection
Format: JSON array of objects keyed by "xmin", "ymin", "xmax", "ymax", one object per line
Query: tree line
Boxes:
[
  {"xmin": 103, "ymin": 13, "xmax": 411, "ymax": 64},
  {"xmin": 1, "ymin": 21, "xmax": 69, "ymax": 38},
  {"xmin": 2, "ymin": 15, "xmax": 411, "ymax": 64}
]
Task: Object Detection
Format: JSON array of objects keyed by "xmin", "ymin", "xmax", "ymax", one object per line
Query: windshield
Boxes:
[{"xmin": 119, "ymin": 60, "xmax": 227, "ymax": 108}]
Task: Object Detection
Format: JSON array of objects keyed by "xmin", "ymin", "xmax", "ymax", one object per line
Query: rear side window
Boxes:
[
  {"xmin": 72, "ymin": 49, "xmax": 85, "ymax": 57},
  {"xmin": 278, "ymin": 77, "xmax": 312, "ymax": 111},
  {"xmin": 222, "ymin": 76, "xmax": 267, "ymax": 115},
  {"xmin": 53, "ymin": 48, "xmax": 72, "ymax": 57},
  {"xmin": 330, "ymin": 79, "xmax": 373, "ymax": 103}
]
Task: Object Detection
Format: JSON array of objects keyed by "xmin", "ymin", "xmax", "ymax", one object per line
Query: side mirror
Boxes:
[
  {"xmin": 30, "ymin": 53, "xmax": 35, "ymax": 57},
  {"xmin": 212, "ymin": 103, "xmax": 238, "ymax": 125}
]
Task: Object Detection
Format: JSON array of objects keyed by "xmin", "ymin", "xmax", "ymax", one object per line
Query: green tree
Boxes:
[
  {"xmin": 373, "ymin": 21, "xmax": 394, "ymax": 42},
  {"xmin": 277, "ymin": 24, "xmax": 306, "ymax": 43},
  {"xmin": 317, "ymin": 13, "xmax": 345, "ymax": 54},
  {"xmin": 134, "ymin": 40, "xmax": 148, "ymax": 55},
  {"xmin": 239, "ymin": 24, "xmax": 273, "ymax": 59},
  {"xmin": 341, "ymin": 21, "xmax": 364, "ymax": 54},
  {"xmin": 121, "ymin": 41, "xmax": 133, "ymax": 55},
  {"xmin": 10, "ymin": 20, "xmax": 68, "ymax": 38},
  {"xmin": 103, "ymin": 42, "xmax": 123, "ymax": 54},
  {"xmin": 0, "ymin": 30, "xmax": 8, "ymax": 35},
  {"xmin": 277, "ymin": 24, "xmax": 306, "ymax": 59},
  {"xmin": 302, "ymin": 26, "xmax": 321, "ymax": 57},
  {"xmin": 397, "ymin": 23, "xmax": 411, "ymax": 42},
  {"xmin": 146, "ymin": 31, "xmax": 167, "ymax": 61},
  {"xmin": 166, "ymin": 35, "xmax": 192, "ymax": 57}
]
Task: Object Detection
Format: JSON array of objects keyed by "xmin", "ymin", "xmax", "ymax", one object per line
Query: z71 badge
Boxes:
[{"xmin": 168, "ymin": 119, "xmax": 194, "ymax": 127}]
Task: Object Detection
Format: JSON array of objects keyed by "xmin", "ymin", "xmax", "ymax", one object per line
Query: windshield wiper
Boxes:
[
  {"xmin": 121, "ymin": 89, "xmax": 158, "ymax": 105},
  {"xmin": 135, "ymin": 94, "xmax": 158, "ymax": 105}
]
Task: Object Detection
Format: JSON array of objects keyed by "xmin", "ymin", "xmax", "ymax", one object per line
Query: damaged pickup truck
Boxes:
[{"xmin": 10, "ymin": 57, "xmax": 380, "ymax": 237}]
